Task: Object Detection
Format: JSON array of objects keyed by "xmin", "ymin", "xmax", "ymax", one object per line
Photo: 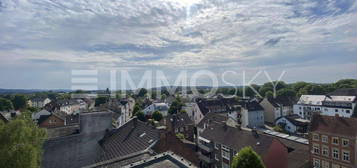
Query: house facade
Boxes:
[
  {"xmin": 28, "ymin": 97, "xmax": 51, "ymax": 108},
  {"xmin": 260, "ymin": 98, "xmax": 293, "ymax": 124},
  {"xmin": 196, "ymin": 116, "xmax": 309, "ymax": 168},
  {"xmin": 192, "ymin": 97, "xmax": 241, "ymax": 125},
  {"xmin": 275, "ymin": 114, "xmax": 309, "ymax": 134},
  {"xmin": 38, "ymin": 114, "xmax": 65, "ymax": 128},
  {"xmin": 240, "ymin": 100, "xmax": 265, "ymax": 128},
  {"xmin": 143, "ymin": 102, "xmax": 169, "ymax": 116},
  {"xmin": 165, "ymin": 113, "xmax": 195, "ymax": 141},
  {"xmin": 309, "ymin": 114, "xmax": 357, "ymax": 168},
  {"xmin": 293, "ymin": 95, "xmax": 356, "ymax": 120}
]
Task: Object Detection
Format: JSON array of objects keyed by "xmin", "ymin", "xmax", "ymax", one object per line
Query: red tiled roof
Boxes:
[{"xmin": 263, "ymin": 139, "xmax": 288, "ymax": 168}]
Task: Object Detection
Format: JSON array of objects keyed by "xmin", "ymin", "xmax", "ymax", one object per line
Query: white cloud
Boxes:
[{"xmin": 0, "ymin": 0, "xmax": 356, "ymax": 88}]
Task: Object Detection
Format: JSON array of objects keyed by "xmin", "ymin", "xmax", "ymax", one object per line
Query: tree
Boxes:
[
  {"xmin": 0, "ymin": 98, "xmax": 14, "ymax": 111},
  {"xmin": 259, "ymin": 81, "xmax": 287, "ymax": 97},
  {"xmin": 12, "ymin": 95, "xmax": 27, "ymax": 110},
  {"xmin": 334, "ymin": 79, "xmax": 357, "ymax": 89},
  {"xmin": 265, "ymin": 91, "xmax": 274, "ymax": 100},
  {"xmin": 231, "ymin": 147, "xmax": 265, "ymax": 168},
  {"xmin": 276, "ymin": 88, "xmax": 296, "ymax": 100},
  {"xmin": 273, "ymin": 125, "xmax": 285, "ymax": 133},
  {"xmin": 151, "ymin": 91, "xmax": 157, "ymax": 100},
  {"xmin": 292, "ymin": 81, "xmax": 308, "ymax": 93},
  {"xmin": 176, "ymin": 133, "xmax": 185, "ymax": 140},
  {"xmin": 168, "ymin": 97, "xmax": 184, "ymax": 115},
  {"xmin": 300, "ymin": 84, "xmax": 325, "ymax": 95},
  {"xmin": 152, "ymin": 111, "xmax": 163, "ymax": 121},
  {"xmin": 95, "ymin": 96, "xmax": 108, "ymax": 106},
  {"xmin": 137, "ymin": 88, "xmax": 148, "ymax": 97},
  {"xmin": 133, "ymin": 103, "xmax": 142, "ymax": 116},
  {"xmin": 0, "ymin": 112, "xmax": 47, "ymax": 168},
  {"xmin": 26, "ymin": 107, "xmax": 39, "ymax": 113},
  {"xmin": 136, "ymin": 112, "xmax": 147, "ymax": 122}
]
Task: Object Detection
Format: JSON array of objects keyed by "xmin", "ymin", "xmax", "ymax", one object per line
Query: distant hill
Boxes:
[{"xmin": 0, "ymin": 89, "xmax": 71, "ymax": 94}]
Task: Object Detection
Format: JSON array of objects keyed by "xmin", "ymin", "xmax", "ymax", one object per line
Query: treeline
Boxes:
[{"xmin": 216, "ymin": 79, "xmax": 357, "ymax": 100}]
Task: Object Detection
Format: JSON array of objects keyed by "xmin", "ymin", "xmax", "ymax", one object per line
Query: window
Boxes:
[
  {"xmin": 322, "ymin": 146, "xmax": 329, "ymax": 157},
  {"xmin": 313, "ymin": 133, "xmax": 320, "ymax": 141},
  {"xmin": 324, "ymin": 108, "xmax": 328, "ymax": 111},
  {"xmin": 313, "ymin": 144, "xmax": 320, "ymax": 154},
  {"xmin": 222, "ymin": 150, "xmax": 230, "ymax": 160},
  {"xmin": 332, "ymin": 148, "xmax": 339, "ymax": 159},
  {"xmin": 346, "ymin": 110, "xmax": 350, "ymax": 114},
  {"xmin": 331, "ymin": 164, "xmax": 340, "ymax": 168},
  {"xmin": 332, "ymin": 137, "xmax": 339, "ymax": 145},
  {"xmin": 222, "ymin": 162, "xmax": 230, "ymax": 168},
  {"xmin": 342, "ymin": 150, "xmax": 350, "ymax": 162},
  {"xmin": 313, "ymin": 158, "xmax": 321, "ymax": 168},
  {"xmin": 322, "ymin": 160, "xmax": 330, "ymax": 168},
  {"xmin": 215, "ymin": 143, "xmax": 219, "ymax": 149},
  {"xmin": 222, "ymin": 145, "xmax": 230, "ymax": 151},
  {"xmin": 322, "ymin": 135, "xmax": 328, "ymax": 143},
  {"xmin": 335, "ymin": 109, "xmax": 338, "ymax": 112},
  {"xmin": 342, "ymin": 139, "xmax": 349, "ymax": 147},
  {"xmin": 215, "ymin": 154, "xmax": 219, "ymax": 161}
]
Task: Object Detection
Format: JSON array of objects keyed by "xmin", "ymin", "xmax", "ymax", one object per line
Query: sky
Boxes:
[{"xmin": 0, "ymin": 0, "xmax": 357, "ymax": 90}]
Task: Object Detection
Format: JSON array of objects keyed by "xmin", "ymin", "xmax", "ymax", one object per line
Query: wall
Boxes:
[
  {"xmin": 39, "ymin": 115, "xmax": 65, "ymax": 128},
  {"xmin": 260, "ymin": 99, "xmax": 277, "ymax": 124}
]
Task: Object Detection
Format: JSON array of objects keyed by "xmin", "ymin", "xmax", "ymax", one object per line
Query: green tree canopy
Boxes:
[
  {"xmin": 136, "ymin": 112, "xmax": 147, "ymax": 122},
  {"xmin": 168, "ymin": 97, "xmax": 184, "ymax": 115},
  {"xmin": 95, "ymin": 96, "xmax": 108, "ymax": 106},
  {"xmin": 152, "ymin": 111, "xmax": 163, "ymax": 121},
  {"xmin": 12, "ymin": 95, "xmax": 27, "ymax": 110},
  {"xmin": 0, "ymin": 113, "xmax": 47, "ymax": 168},
  {"xmin": 276, "ymin": 88, "xmax": 297, "ymax": 100},
  {"xmin": 133, "ymin": 103, "xmax": 142, "ymax": 116},
  {"xmin": 334, "ymin": 79, "xmax": 357, "ymax": 89},
  {"xmin": 137, "ymin": 88, "xmax": 148, "ymax": 97},
  {"xmin": 231, "ymin": 147, "xmax": 265, "ymax": 168},
  {"xmin": 0, "ymin": 98, "xmax": 14, "ymax": 111},
  {"xmin": 265, "ymin": 91, "xmax": 274, "ymax": 100}
]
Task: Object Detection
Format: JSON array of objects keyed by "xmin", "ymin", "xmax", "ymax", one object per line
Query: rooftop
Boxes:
[
  {"xmin": 199, "ymin": 121, "xmax": 309, "ymax": 168},
  {"xmin": 97, "ymin": 118, "xmax": 160, "ymax": 162},
  {"xmin": 310, "ymin": 114, "xmax": 357, "ymax": 137},
  {"xmin": 41, "ymin": 111, "xmax": 113, "ymax": 168}
]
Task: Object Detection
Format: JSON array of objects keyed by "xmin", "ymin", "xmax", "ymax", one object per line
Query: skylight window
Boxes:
[{"xmin": 139, "ymin": 132, "xmax": 146, "ymax": 138}]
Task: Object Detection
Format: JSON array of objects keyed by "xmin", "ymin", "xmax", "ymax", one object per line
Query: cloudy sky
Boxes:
[{"xmin": 0, "ymin": 0, "xmax": 357, "ymax": 89}]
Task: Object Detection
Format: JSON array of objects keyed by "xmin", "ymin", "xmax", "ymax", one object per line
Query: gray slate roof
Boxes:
[
  {"xmin": 42, "ymin": 111, "xmax": 113, "ymax": 168},
  {"xmin": 97, "ymin": 118, "xmax": 160, "ymax": 162}
]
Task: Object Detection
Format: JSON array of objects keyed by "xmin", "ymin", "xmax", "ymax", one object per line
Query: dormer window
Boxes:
[{"xmin": 312, "ymin": 133, "xmax": 319, "ymax": 141}]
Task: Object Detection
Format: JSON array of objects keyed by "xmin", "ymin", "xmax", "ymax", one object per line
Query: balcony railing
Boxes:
[
  {"xmin": 198, "ymin": 143, "xmax": 214, "ymax": 152},
  {"xmin": 199, "ymin": 153, "xmax": 215, "ymax": 163}
]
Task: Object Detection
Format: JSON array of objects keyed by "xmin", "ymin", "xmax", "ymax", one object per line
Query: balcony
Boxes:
[
  {"xmin": 199, "ymin": 153, "xmax": 215, "ymax": 163},
  {"xmin": 198, "ymin": 143, "xmax": 214, "ymax": 152}
]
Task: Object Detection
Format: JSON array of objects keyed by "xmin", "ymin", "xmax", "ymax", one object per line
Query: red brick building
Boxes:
[
  {"xmin": 309, "ymin": 114, "xmax": 357, "ymax": 168},
  {"xmin": 38, "ymin": 113, "xmax": 65, "ymax": 128}
]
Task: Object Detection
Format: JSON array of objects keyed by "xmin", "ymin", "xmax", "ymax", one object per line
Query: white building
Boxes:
[
  {"xmin": 293, "ymin": 95, "xmax": 356, "ymax": 120},
  {"xmin": 275, "ymin": 114, "xmax": 310, "ymax": 134},
  {"xmin": 240, "ymin": 100, "xmax": 265, "ymax": 128},
  {"xmin": 143, "ymin": 103, "xmax": 169, "ymax": 116},
  {"xmin": 28, "ymin": 98, "xmax": 51, "ymax": 108}
]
